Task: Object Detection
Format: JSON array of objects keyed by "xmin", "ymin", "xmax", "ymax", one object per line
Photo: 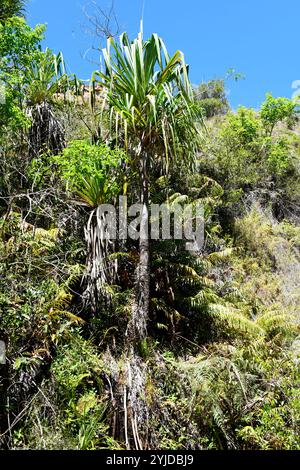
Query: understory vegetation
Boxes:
[{"xmin": 1, "ymin": 1, "xmax": 300, "ymax": 450}]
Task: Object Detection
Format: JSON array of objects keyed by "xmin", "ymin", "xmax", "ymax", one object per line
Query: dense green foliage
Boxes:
[
  {"xmin": 0, "ymin": 0, "xmax": 26, "ymax": 22},
  {"xmin": 194, "ymin": 79, "xmax": 229, "ymax": 118},
  {"xmin": 0, "ymin": 8, "xmax": 300, "ymax": 451},
  {"xmin": 0, "ymin": 17, "xmax": 45, "ymax": 131}
]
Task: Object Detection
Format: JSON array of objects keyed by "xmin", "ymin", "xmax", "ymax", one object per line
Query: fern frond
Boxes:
[
  {"xmin": 151, "ymin": 298, "xmax": 183, "ymax": 322},
  {"xmin": 50, "ymin": 309, "xmax": 85, "ymax": 324},
  {"xmin": 256, "ymin": 311, "xmax": 294, "ymax": 333},
  {"xmin": 185, "ymin": 290, "xmax": 221, "ymax": 310},
  {"xmin": 209, "ymin": 303, "xmax": 264, "ymax": 336},
  {"xmin": 207, "ymin": 248, "xmax": 234, "ymax": 263}
]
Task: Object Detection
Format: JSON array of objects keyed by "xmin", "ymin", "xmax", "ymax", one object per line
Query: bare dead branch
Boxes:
[{"xmin": 81, "ymin": 0, "xmax": 121, "ymax": 65}]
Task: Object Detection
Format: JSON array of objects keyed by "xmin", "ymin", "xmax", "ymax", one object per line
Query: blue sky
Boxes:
[{"xmin": 27, "ymin": 0, "xmax": 300, "ymax": 109}]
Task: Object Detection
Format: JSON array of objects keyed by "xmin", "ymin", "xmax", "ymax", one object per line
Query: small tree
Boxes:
[
  {"xmin": 260, "ymin": 93, "xmax": 298, "ymax": 136},
  {"xmin": 54, "ymin": 140, "xmax": 125, "ymax": 312},
  {"xmin": 0, "ymin": 17, "xmax": 45, "ymax": 133},
  {"xmin": 97, "ymin": 28, "xmax": 201, "ymax": 341},
  {"xmin": 194, "ymin": 79, "xmax": 229, "ymax": 118},
  {"xmin": 26, "ymin": 48, "xmax": 68, "ymax": 157}
]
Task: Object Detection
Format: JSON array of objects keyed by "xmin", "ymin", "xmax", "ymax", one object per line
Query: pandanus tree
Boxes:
[
  {"xmin": 97, "ymin": 28, "xmax": 202, "ymax": 341},
  {"xmin": 56, "ymin": 140, "xmax": 125, "ymax": 313},
  {"xmin": 26, "ymin": 48, "xmax": 68, "ymax": 157}
]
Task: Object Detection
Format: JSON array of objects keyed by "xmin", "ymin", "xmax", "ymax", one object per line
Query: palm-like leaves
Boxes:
[
  {"xmin": 96, "ymin": 28, "xmax": 202, "ymax": 168},
  {"xmin": 26, "ymin": 49, "xmax": 67, "ymax": 156},
  {"xmin": 94, "ymin": 30, "xmax": 202, "ymax": 341},
  {"xmin": 77, "ymin": 174, "xmax": 111, "ymax": 208},
  {"xmin": 26, "ymin": 48, "xmax": 67, "ymax": 106}
]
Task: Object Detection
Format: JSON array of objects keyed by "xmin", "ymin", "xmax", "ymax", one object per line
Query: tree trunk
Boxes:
[
  {"xmin": 128, "ymin": 151, "xmax": 150, "ymax": 341},
  {"xmin": 124, "ymin": 151, "xmax": 151, "ymax": 450},
  {"xmin": 138, "ymin": 153, "xmax": 150, "ymax": 338}
]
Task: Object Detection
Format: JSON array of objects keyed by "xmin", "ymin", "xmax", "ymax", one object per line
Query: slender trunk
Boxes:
[
  {"xmin": 128, "ymin": 151, "xmax": 150, "ymax": 341},
  {"xmin": 123, "ymin": 151, "xmax": 151, "ymax": 449},
  {"xmin": 137, "ymin": 152, "xmax": 150, "ymax": 338}
]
